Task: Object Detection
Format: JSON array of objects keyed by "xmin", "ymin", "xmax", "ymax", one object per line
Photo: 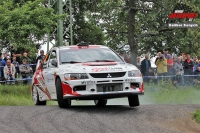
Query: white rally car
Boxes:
[{"xmin": 31, "ymin": 43, "xmax": 144, "ymax": 108}]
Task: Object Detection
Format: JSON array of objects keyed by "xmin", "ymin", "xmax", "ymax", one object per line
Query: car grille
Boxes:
[{"xmin": 89, "ymin": 72, "xmax": 126, "ymax": 78}]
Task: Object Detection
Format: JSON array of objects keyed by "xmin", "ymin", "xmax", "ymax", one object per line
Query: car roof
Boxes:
[{"xmin": 57, "ymin": 45, "xmax": 109, "ymax": 50}]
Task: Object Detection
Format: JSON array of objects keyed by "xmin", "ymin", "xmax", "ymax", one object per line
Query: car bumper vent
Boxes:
[{"xmin": 73, "ymin": 85, "xmax": 86, "ymax": 91}]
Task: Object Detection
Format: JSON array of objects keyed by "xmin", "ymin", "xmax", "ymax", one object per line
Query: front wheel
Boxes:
[
  {"xmin": 32, "ymin": 85, "xmax": 46, "ymax": 105},
  {"xmin": 94, "ymin": 99, "xmax": 107, "ymax": 106},
  {"xmin": 128, "ymin": 95, "xmax": 139, "ymax": 107},
  {"xmin": 56, "ymin": 78, "xmax": 71, "ymax": 108}
]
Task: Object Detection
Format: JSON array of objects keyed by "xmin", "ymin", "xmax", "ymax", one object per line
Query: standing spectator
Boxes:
[
  {"xmin": 12, "ymin": 56, "xmax": 20, "ymax": 76},
  {"xmin": 193, "ymin": 56, "xmax": 198, "ymax": 63},
  {"xmin": 3, "ymin": 53, "xmax": 8, "ymax": 62},
  {"xmin": 163, "ymin": 49, "xmax": 171, "ymax": 59},
  {"xmin": 155, "ymin": 52, "xmax": 162, "ymax": 65},
  {"xmin": 180, "ymin": 56, "xmax": 185, "ymax": 66},
  {"xmin": 156, "ymin": 54, "xmax": 167, "ymax": 81},
  {"xmin": 140, "ymin": 54, "xmax": 151, "ymax": 82},
  {"xmin": 19, "ymin": 60, "xmax": 33, "ymax": 84},
  {"xmin": 183, "ymin": 54, "xmax": 194, "ymax": 85},
  {"xmin": 173, "ymin": 56, "xmax": 177, "ymax": 64},
  {"xmin": 167, "ymin": 54, "xmax": 174, "ymax": 76},
  {"xmin": 4, "ymin": 59, "xmax": 16, "ymax": 85},
  {"xmin": 21, "ymin": 52, "xmax": 31, "ymax": 64},
  {"xmin": 0, "ymin": 53, "xmax": 6, "ymax": 81},
  {"xmin": 193, "ymin": 56, "xmax": 199, "ymax": 72},
  {"xmin": 193, "ymin": 65, "xmax": 200, "ymax": 85},
  {"xmin": 182, "ymin": 53, "xmax": 187, "ymax": 60},
  {"xmin": 36, "ymin": 50, "xmax": 46, "ymax": 63},
  {"xmin": 173, "ymin": 57, "xmax": 184, "ymax": 86},
  {"xmin": 136, "ymin": 56, "xmax": 141, "ymax": 69}
]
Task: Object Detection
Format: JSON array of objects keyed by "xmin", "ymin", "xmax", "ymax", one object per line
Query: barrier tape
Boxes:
[
  {"xmin": 0, "ymin": 78, "xmax": 32, "ymax": 83},
  {"xmin": 142, "ymin": 74, "xmax": 200, "ymax": 78},
  {"xmin": 0, "ymin": 64, "xmax": 37, "ymax": 68}
]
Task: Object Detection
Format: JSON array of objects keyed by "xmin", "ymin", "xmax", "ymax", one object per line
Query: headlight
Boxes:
[
  {"xmin": 128, "ymin": 70, "xmax": 141, "ymax": 77},
  {"xmin": 64, "ymin": 73, "xmax": 88, "ymax": 80}
]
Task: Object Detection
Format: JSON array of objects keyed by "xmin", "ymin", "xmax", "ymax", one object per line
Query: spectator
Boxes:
[
  {"xmin": 167, "ymin": 54, "xmax": 174, "ymax": 75},
  {"xmin": 12, "ymin": 56, "xmax": 20, "ymax": 76},
  {"xmin": 19, "ymin": 60, "xmax": 33, "ymax": 84},
  {"xmin": 0, "ymin": 53, "xmax": 6, "ymax": 81},
  {"xmin": 156, "ymin": 54, "xmax": 167, "ymax": 81},
  {"xmin": 183, "ymin": 54, "xmax": 194, "ymax": 85},
  {"xmin": 36, "ymin": 50, "xmax": 46, "ymax": 63},
  {"xmin": 21, "ymin": 52, "xmax": 31, "ymax": 64},
  {"xmin": 3, "ymin": 53, "xmax": 8, "ymax": 62},
  {"xmin": 163, "ymin": 49, "xmax": 172, "ymax": 59},
  {"xmin": 148, "ymin": 67, "xmax": 157, "ymax": 84},
  {"xmin": 193, "ymin": 56, "xmax": 199, "ymax": 71},
  {"xmin": 173, "ymin": 57, "xmax": 184, "ymax": 86},
  {"xmin": 4, "ymin": 59, "xmax": 16, "ymax": 85},
  {"xmin": 194, "ymin": 65, "xmax": 200, "ymax": 85},
  {"xmin": 182, "ymin": 53, "xmax": 187, "ymax": 60},
  {"xmin": 193, "ymin": 56, "xmax": 197, "ymax": 63},
  {"xmin": 180, "ymin": 56, "xmax": 185, "ymax": 66},
  {"xmin": 155, "ymin": 52, "xmax": 162, "ymax": 65},
  {"xmin": 136, "ymin": 56, "xmax": 141, "ymax": 69},
  {"xmin": 140, "ymin": 54, "xmax": 151, "ymax": 82},
  {"xmin": 173, "ymin": 56, "xmax": 177, "ymax": 64}
]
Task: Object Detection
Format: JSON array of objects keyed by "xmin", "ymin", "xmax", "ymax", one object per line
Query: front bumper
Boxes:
[
  {"xmin": 63, "ymin": 92, "xmax": 144, "ymax": 100},
  {"xmin": 61, "ymin": 77, "xmax": 144, "ymax": 100}
]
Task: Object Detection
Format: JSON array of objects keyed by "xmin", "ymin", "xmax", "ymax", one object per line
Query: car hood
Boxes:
[{"xmin": 57, "ymin": 62, "xmax": 139, "ymax": 74}]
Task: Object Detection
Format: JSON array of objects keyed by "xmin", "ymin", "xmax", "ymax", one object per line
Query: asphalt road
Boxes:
[{"xmin": 0, "ymin": 104, "xmax": 200, "ymax": 133}]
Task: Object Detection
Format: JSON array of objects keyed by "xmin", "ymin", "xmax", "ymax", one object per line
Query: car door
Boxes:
[{"xmin": 43, "ymin": 50, "xmax": 57, "ymax": 98}]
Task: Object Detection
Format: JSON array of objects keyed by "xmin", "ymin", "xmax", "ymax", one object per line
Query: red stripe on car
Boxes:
[{"xmin": 62, "ymin": 82, "xmax": 81, "ymax": 96}]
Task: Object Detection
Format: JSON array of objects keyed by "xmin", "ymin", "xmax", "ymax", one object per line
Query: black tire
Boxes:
[
  {"xmin": 56, "ymin": 78, "xmax": 71, "ymax": 108},
  {"xmin": 32, "ymin": 85, "xmax": 46, "ymax": 105},
  {"xmin": 94, "ymin": 99, "xmax": 107, "ymax": 106},
  {"xmin": 128, "ymin": 95, "xmax": 140, "ymax": 107}
]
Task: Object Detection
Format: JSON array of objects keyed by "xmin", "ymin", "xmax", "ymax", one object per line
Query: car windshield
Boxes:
[{"xmin": 59, "ymin": 47, "xmax": 124, "ymax": 64}]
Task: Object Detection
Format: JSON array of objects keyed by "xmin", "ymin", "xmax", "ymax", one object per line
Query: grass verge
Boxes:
[{"xmin": 0, "ymin": 84, "xmax": 57, "ymax": 106}]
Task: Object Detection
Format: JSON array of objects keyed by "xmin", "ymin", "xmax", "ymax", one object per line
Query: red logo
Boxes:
[{"xmin": 169, "ymin": 10, "xmax": 198, "ymax": 19}]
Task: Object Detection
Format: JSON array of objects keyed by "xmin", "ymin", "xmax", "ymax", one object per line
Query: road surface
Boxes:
[{"xmin": 0, "ymin": 104, "xmax": 200, "ymax": 133}]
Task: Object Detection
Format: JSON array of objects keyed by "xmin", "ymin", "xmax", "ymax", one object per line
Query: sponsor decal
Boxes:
[
  {"xmin": 125, "ymin": 78, "xmax": 136, "ymax": 82},
  {"xmin": 81, "ymin": 80, "xmax": 95, "ymax": 84},
  {"xmin": 92, "ymin": 67, "xmax": 122, "ymax": 72}
]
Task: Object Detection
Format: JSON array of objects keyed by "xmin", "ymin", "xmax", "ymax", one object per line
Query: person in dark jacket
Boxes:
[
  {"xmin": 193, "ymin": 64, "xmax": 200, "ymax": 83},
  {"xmin": 183, "ymin": 54, "xmax": 194, "ymax": 85},
  {"xmin": 0, "ymin": 53, "xmax": 6, "ymax": 81},
  {"xmin": 36, "ymin": 50, "xmax": 46, "ymax": 63},
  {"xmin": 140, "ymin": 54, "xmax": 151, "ymax": 82}
]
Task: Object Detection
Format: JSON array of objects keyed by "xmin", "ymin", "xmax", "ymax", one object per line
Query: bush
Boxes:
[{"xmin": 193, "ymin": 109, "xmax": 200, "ymax": 123}]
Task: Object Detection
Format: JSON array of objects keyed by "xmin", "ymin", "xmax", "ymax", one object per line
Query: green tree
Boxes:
[{"xmin": 0, "ymin": 0, "xmax": 64, "ymax": 54}]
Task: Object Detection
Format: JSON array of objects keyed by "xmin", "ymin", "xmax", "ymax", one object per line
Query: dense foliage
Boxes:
[
  {"xmin": 0, "ymin": 0, "xmax": 64, "ymax": 54},
  {"xmin": 0, "ymin": 0, "xmax": 199, "ymax": 61}
]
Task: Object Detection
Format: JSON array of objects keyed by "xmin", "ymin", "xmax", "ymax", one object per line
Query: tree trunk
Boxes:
[{"xmin": 128, "ymin": 0, "xmax": 137, "ymax": 66}]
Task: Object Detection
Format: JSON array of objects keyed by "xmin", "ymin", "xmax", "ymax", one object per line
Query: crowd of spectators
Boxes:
[
  {"xmin": 138, "ymin": 49, "xmax": 200, "ymax": 86},
  {"xmin": 0, "ymin": 50, "xmax": 45, "ymax": 85},
  {"xmin": 120, "ymin": 49, "xmax": 200, "ymax": 86}
]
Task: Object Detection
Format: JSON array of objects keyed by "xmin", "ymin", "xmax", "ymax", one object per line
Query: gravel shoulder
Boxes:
[{"xmin": 0, "ymin": 104, "xmax": 200, "ymax": 133}]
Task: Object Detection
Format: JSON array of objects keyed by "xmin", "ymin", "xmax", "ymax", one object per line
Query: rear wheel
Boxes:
[
  {"xmin": 32, "ymin": 85, "xmax": 46, "ymax": 105},
  {"xmin": 128, "ymin": 95, "xmax": 139, "ymax": 107},
  {"xmin": 94, "ymin": 99, "xmax": 107, "ymax": 106},
  {"xmin": 56, "ymin": 78, "xmax": 71, "ymax": 108}
]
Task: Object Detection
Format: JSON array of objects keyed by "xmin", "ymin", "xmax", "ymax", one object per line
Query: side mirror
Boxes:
[{"xmin": 51, "ymin": 59, "xmax": 57, "ymax": 67}]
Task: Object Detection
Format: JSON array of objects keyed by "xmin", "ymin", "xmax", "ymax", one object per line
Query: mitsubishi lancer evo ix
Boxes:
[{"xmin": 31, "ymin": 43, "xmax": 144, "ymax": 108}]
